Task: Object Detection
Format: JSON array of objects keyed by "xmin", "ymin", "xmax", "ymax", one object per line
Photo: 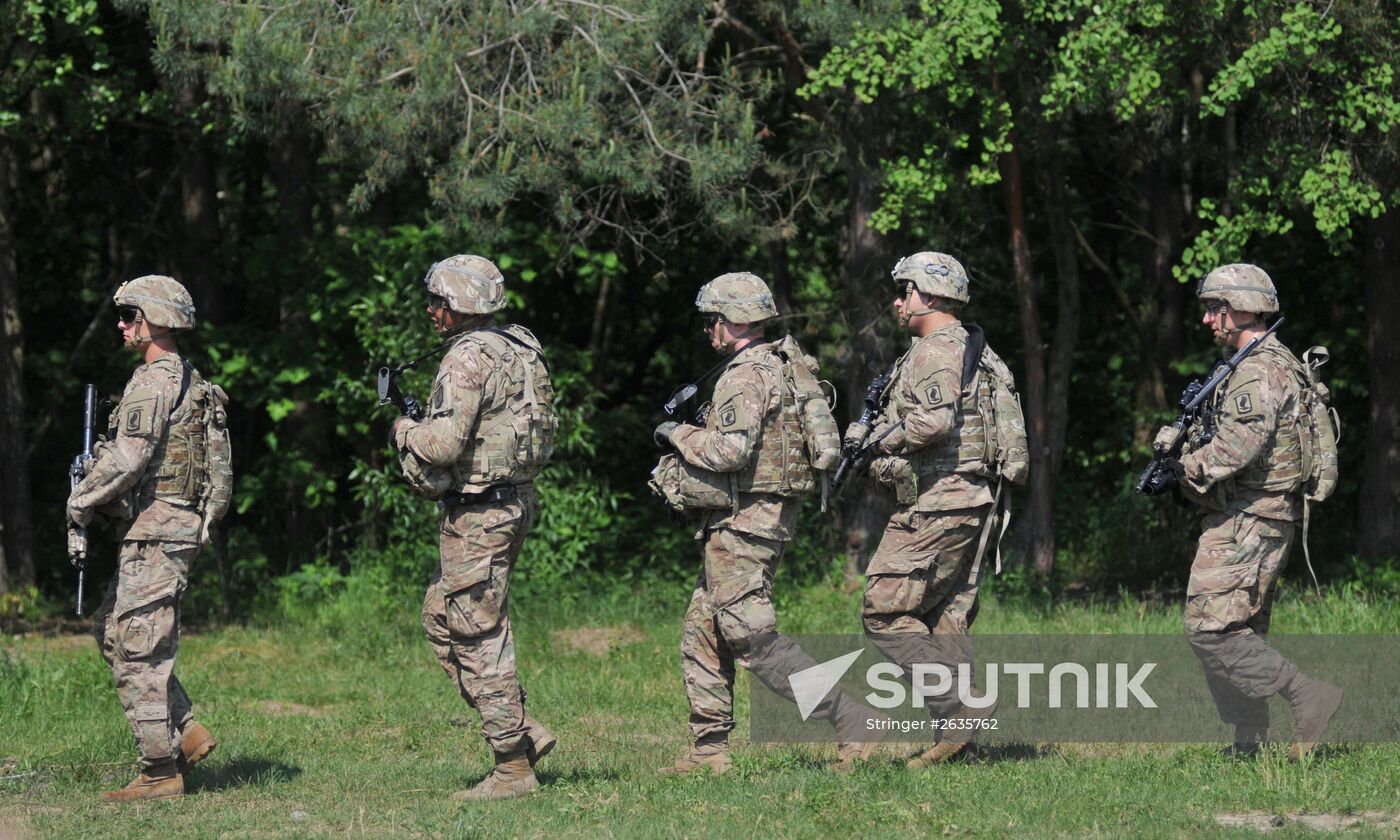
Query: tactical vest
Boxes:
[
  {"xmin": 732, "ymin": 346, "xmax": 815, "ymax": 497},
  {"xmin": 884, "ymin": 332, "xmax": 1026, "ymax": 484},
  {"xmin": 452, "ymin": 326, "xmax": 557, "ymax": 488},
  {"xmin": 1216, "ymin": 342, "xmax": 1304, "ymax": 494},
  {"xmin": 141, "ymin": 362, "xmax": 216, "ymax": 506}
]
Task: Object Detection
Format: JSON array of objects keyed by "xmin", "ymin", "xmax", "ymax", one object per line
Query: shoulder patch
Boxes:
[
  {"xmin": 123, "ymin": 398, "xmax": 158, "ymax": 437},
  {"xmin": 1234, "ymin": 392, "xmax": 1253, "ymax": 415},
  {"xmin": 926, "ymin": 383, "xmax": 945, "ymax": 406},
  {"xmin": 714, "ymin": 394, "xmax": 748, "ymax": 431},
  {"xmin": 430, "ymin": 372, "xmax": 453, "ymax": 417}
]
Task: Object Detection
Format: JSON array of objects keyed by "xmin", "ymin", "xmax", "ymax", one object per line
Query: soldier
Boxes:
[
  {"xmin": 1149, "ymin": 264, "xmax": 1342, "ymax": 760},
  {"xmin": 851, "ymin": 252, "xmax": 1024, "ymax": 768},
  {"xmin": 390, "ymin": 255, "xmax": 558, "ymax": 801},
  {"xmin": 67, "ymin": 276, "xmax": 227, "ymax": 801},
  {"xmin": 652, "ymin": 272, "xmax": 882, "ymax": 776}
]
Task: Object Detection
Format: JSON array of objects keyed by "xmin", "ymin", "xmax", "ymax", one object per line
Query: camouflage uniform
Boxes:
[
  {"xmin": 392, "ymin": 256, "xmax": 555, "ymax": 761},
  {"xmin": 862, "ymin": 321, "xmax": 1001, "ymax": 719},
  {"xmin": 660, "ymin": 273, "xmax": 871, "ymax": 752},
  {"xmin": 1161, "ymin": 263, "xmax": 1343, "ymax": 755},
  {"xmin": 67, "ymin": 279, "xmax": 210, "ymax": 776},
  {"xmin": 672, "ymin": 340, "xmax": 833, "ymax": 742},
  {"xmin": 1177, "ymin": 333, "xmax": 1307, "ymax": 728}
]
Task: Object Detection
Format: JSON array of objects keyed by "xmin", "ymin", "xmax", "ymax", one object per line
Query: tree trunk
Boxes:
[
  {"xmin": 177, "ymin": 83, "xmax": 226, "ymax": 323},
  {"xmin": 837, "ymin": 155, "xmax": 894, "ymax": 586},
  {"xmin": 999, "ymin": 141, "xmax": 1054, "ymax": 574},
  {"xmin": 0, "ymin": 138, "xmax": 33, "ymax": 590},
  {"xmin": 1132, "ymin": 150, "xmax": 1187, "ymax": 445},
  {"xmin": 1358, "ymin": 207, "xmax": 1400, "ymax": 557},
  {"xmin": 1043, "ymin": 148, "xmax": 1082, "ymax": 485}
]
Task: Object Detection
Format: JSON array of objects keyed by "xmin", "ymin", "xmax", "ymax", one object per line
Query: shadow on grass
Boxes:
[
  {"xmin": 188, "ymin": 757, "xmax": 303, "ymax": 793},
  {"xmin": 536, "ymin": 766, "xmax": 626, "ymax": 785},
  {"xmin": 968, "ymin": 742, "xmax": 1048, "ymax": 763}
]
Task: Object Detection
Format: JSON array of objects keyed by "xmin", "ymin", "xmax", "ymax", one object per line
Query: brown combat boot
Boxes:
[
  {"xmin": 450, "ymin": 748, "xmax": 539, "ymax": 802},
  {"xmin": 176, "ymin": 721, "xmax": 217, "ymax": 774},
  {"xmin": 1218, "ymin": 725, "xmax": 1268, "ymax": 759},
  {"xmin": 907, "ymin": 693, "xmax": 998, "ymax": 770},
  {"xmin": 1281, "ymin": 673, "xmax": 1343, "ymax": 762},
  {"xmin": 658, "ymin": 738, "xmax": 732, "ymax": 776},
  {"xmin": 833, "ymin": 697, "xmax": 893, "ymax": 773},
  {"xmin": 102, "ymin": 762, "xmax": 183, "ymax": 802},
  {"xmin": 524, "ymin": 716, "xmax": 556, "ymax": 768}
]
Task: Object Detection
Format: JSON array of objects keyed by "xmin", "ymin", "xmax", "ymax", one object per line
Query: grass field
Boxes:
[{"xmin": 2, "ymin": 580, "xmax": 1397, "ymax": 838}]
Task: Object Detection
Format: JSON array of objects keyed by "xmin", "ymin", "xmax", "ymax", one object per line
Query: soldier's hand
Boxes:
[
  {"xmin": 842, "ymin": 422, "xmax": 870, "ymax": 452},
  {"xmin": 67, "ymin": 527, "xmax": 87, "ymax": 564},
  {"xmin": 1152, "ymin": 425, "xmax": 1181, "ymax": 453},
  {"xmin": 66, "ymin": 502, "xmax": 92, "ymax": 529},
  {"xmin": 654, "ymin": 421, "xmax": 681, "ymax": 449},
  {"xmin": 876, "ymin": 425, "xmax": 907, "ymax": 454}
]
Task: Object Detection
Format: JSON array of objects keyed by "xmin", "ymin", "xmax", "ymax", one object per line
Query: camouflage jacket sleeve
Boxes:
[
  {"xmin": 881, "ymin": 335, "xmax": 961, "ymax": 454},
  {"xmin": 67, "ymin": 360, "xmax": 180, "ymax": 518},
  {"xmin": 394, "ymin": 344, "xmax": 491, "ymax": 467},
  {"xmin": 1179, "ymin": 355, "xmax": 1277, "ymax": 490},
  {"xmin": 670, "ymin": 358, "xmax": 772, "ymax": 473}
]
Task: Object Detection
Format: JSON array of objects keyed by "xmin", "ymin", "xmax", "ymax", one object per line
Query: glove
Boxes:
[
  {"xmin": 654, "ymin": 421, "xmax": 681, "ymax": 449},
  {"xmin": 1152, "ymin": 425, "xmax": 1182, "ymax": 453},
  {"xmin": 876, "ymin": 425, "xmax": 907, "ymax": 455},
  {"xmin": 66, "ymin": 502, "xmax": 93, "ymax": 529},
  {"xmin": 1141, "ymin": 458, "xmax": 1184, "ymax": 496},
  {"xmin": 842, "ymin": 422, "xmax": 870, "ymax": 452}
]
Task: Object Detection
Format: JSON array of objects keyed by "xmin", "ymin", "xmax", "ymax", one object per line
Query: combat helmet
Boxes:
[
  {"xmin": 1197, "ymin": 264, "xmax": 1279, "ymax": 314},
  {"xmin": 424, "ymin": 255, "xmax": 506, "ymax": 315},
  {"xmin": 892, "ymin": 252, "xmax": 970, "ymax": 303},
  {"xmin": 695, "ymin": 272, "xmax": 778, "ymax": 325},
  {"xmin": 113, "ymin": 275, "xmax": 197, "ymax": 329}
]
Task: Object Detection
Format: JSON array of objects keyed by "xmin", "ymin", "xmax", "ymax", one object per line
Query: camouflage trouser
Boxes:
[
  {"xmin": 1184, "ymin": 510, "xmax": 1299, "ymax": 728},
  {"xmin": 862, "ymin": 507, "xmax": 990, "ymax": 720},
  {"xmin": 421, "ymin": 491, "xmax": 537, "ymax": 755},
  {"xmin": 681, "ymin": 527, "xmax": 852, "ymax": 743},
  {"xmin": 92, "ymin": 540, "xmax": 198, "ymax": 771}
]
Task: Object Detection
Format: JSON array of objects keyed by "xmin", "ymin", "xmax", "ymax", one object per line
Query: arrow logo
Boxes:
[{"xmin": 789, "ymin": 649, "xmax": 863, "ymax": 721}]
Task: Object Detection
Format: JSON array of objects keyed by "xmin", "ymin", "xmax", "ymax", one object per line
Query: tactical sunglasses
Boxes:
[
  {"xmin": 426, "ymin": 292, "xmax": 449, "ymax": 311},
  {"xmin": 1205, "ymin": 301, "xmax": 1230, "ymax": 316},
  {"xmin": 703, "ymin": 313, "xmax": 723, "ymax": 329},
  {"xmin": 117, "ymin": 306, "xmax": 142, "ymax": 325}
]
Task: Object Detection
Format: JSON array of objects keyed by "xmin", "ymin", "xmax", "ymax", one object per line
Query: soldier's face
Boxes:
[
  {"xmin": 1203, "ymin": 300, "xmax": 1247, "ymax": 347},
  {"xmin": 704, "ymin": 314, "xmax": 729, "ymax": 352},
  {"xmin": 117, "ymin": 306, "xmax": 150, "ymax": 350},
  {"xmin": 427, "ymin": 294, "xmax": 458, "ymax": 335}
]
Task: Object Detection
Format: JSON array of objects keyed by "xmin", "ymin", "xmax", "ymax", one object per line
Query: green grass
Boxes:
[{"xmin": 2, "ymin": 580, "xmax": 1397, "ymax": 838}]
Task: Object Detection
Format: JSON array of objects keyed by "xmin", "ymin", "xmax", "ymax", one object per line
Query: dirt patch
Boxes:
[
  {"xmin": 255, "ymin": 700, "xmax": 328, "ymax": 718},
  {"xmin": 0, "ymin": 812, "xmax": 37, "ymax": 840},
  {"xmin": 551, "ymin": 625, "xmax": 646, "ymax": 657},
  {"xmin": 1216, "ymin": 811, "xmax": 1400, "ymax": 832}
]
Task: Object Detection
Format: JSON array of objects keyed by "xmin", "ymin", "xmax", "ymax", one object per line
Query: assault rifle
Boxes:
[
  {"xmin": 662, "ymin": 350, "xmax": 751, "ymax": 425},
  {"xmin": 67, "ymin": 384, "xmax": 98, "ymax": 616},
  {"xmin": 377, "ymin": 343, "xmax": 450, "ymax": 421},
  {"xmin": 832, "ymin": 362, "xmax": 896, "ymax": 489},
  {"xmin": 1136, "ymin": 317, "xmax": 1283, "ymax": 496}
]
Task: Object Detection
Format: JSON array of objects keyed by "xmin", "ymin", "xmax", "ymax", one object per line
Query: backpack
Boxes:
[
  {"xmin": 1296, "ymin": 346, "xmax": 1340, "ymax": 502},
  {"xmin": 772, "ymin": 335, "xmax": 841, "ymax": 473},
  {"xmin": 963, "ymin": 326, "xmax": 1029, "ymax": 486},
  {"xmin": 199, "ymin": 380, "xmax": 234, "ymax": 544}
]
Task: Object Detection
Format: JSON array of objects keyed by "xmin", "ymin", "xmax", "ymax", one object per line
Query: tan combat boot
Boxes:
[
  {"xmin": 524, "ymin": 716, "xmax": 556, "ymax": 768},
  {"xmin": 102, "ymin": 761, "xmax": 183, "ymax": 802},
  {"xmin": 658, "ymin": 739, "xmax": 732, "ymax": 776},
  {"xmin": 176, "ymin": 721, "xmax": 217, "ymax": 774},
  {"xmin": 450, "ymin": 748, "xmax": 539, "ymax": 802},
  {"xmin": 907, "ymin": 693, "xmax": 998, "ymax": 770},
  {"xmin": 833, "ymin": 697, "xmax": 893, "ymax": 773},
  {"xmin": 1218, "ymin": 725, "xmax": 1268, "ymax": 759},
  {"xmin": 1281, "ymin": 673, "xmax": 1343, "ymax": 762}
]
